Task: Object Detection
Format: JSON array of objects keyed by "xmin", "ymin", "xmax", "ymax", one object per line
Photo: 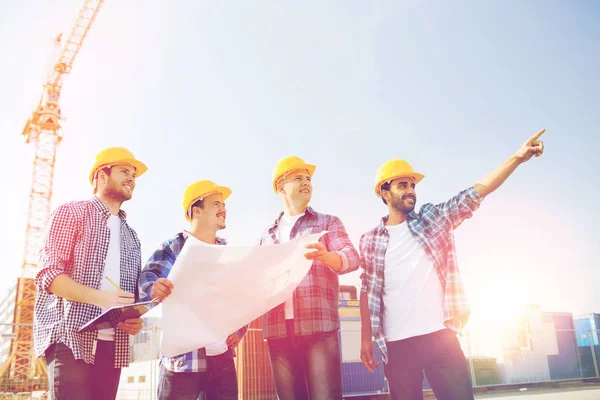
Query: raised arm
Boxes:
[{"xmin": 474, "ymin": 128, "xmax": 545, "ymax": 198}]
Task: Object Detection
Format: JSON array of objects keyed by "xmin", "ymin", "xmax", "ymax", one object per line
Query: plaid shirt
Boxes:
[
  {"xmin": 360, "ymin": 187, "xmax": 483, "ymax": 362},
  {"xmin": 260, "ymin": 207, "xmax": 360, "ymax": 340},
  {"xmin": 34, "ymin": 197, "xmax": 142, "ymax": 368},
  {"xmin": 139, "ymin": 231, "xmax": 248, "ymax": 373}
]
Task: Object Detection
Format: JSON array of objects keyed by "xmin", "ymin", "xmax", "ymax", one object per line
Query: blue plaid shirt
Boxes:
[
  {"xmin": 138, "ymin": 231, "xmax": 248, "ymax": 372},
  {"xmin": 360, "ymin": 187, "xmax": 483, "ymax": 362}
]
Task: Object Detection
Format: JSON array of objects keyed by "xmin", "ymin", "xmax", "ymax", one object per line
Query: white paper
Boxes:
[{"xmin": 160, "ymin": 232, "xmax": 326, "ymax": 358}]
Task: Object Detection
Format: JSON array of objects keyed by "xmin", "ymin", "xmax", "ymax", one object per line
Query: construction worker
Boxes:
[
  {"xmin": 260, "ymin": 156, "xmax": 360, "ymax": 400},
  {"xmin": 33, "ymin": 147, "xmax": 148, "ymax": 400},
  {"xmin": 359, "ymin": 129, "xmax": 546, "ymax": 399},
  {"xmin": 138, "ymin": 180, "xmax": 247, "ymax": 400}
]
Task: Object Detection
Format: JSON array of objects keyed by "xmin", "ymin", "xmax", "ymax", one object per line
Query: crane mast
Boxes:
[{"xmin": 5, "ymin": 0, "xmax": 105, "ymax": 392}]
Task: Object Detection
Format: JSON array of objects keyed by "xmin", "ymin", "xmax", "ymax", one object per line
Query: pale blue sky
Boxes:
[{"xmin": 0, "ymin": 1, "xmax": 598, "ymax": 327}]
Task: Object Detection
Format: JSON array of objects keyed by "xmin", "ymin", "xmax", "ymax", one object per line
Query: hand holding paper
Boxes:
[
  {"xmin": 160, "ymin": 232, "xmax": 327, "ymax": 358},
  {"xmin": 305, "ymin": 242, "xmax": 343, "ymax": 272}
]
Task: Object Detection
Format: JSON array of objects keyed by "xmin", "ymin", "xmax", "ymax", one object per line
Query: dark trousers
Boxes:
[
  {"xmin": 45, "ymin": 341, "xmax": 121, "ymax": 400},
  {"xmin": 266, "ymin": 320, "xmax": 342, "ymax": 400},
  {"xmin": 157, "ymin": 349, "xmax": 238, "ymax": 400},
  {"xmin": 384, "ymin": 329, "xmax": 474, "ymax": 400}
]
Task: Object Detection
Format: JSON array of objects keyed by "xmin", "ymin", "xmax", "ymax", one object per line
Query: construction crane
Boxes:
[{"xmin": 2, "ymin": 0, "xmax": 105, "ymax": 393}]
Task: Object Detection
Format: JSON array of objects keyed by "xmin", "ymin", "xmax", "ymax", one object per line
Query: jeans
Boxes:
[
  {"xmin": 267, "ymin": 320, "xmax": 342, "ymax": 400},
  {"xmin": 157, "ymin": 349, "xmax": 238, "ymax": 400},
  {"xmin": 45, "ymin": 341, "xmax": 121, "ymax": 400},
  {"xmin": 384, "ymin": 329, "xmax": 474, "ymax": 400}
]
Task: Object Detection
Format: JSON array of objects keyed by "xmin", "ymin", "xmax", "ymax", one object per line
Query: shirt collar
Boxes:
[
  {"xmin": 181, "ymin": 230, "xmax": 227, "ymax": 245},
  {"xmin": 90, "ymin": 196, "xmax": 127, "ymax": 220},
  {"xmin": 378, "ymin": 210, "xmax": 419, "ymax": 232},
  {"xmin": 269, "ymin": 206, "xmax": 316, "ymax": 231}
]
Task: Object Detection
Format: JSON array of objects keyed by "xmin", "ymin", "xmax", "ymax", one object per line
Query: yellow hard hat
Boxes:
[
  {"xmin": 272, "ymin": 156, "xmax": 316, "ymax": 193},
  {"xmin": 374, "ymin": 159, "xmax": 424, "ymax": 197},
  {"xmin": 89, "ymin": 147, "xmax": 148, "ymax": 184},
  {"xmin": 183, "ymin": 180, "xmax": 232, "ymax": 221}
]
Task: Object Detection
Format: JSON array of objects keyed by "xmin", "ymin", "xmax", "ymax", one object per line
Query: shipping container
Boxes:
[
  {"xmin": 574, "ymin": 314, "xmax": 600, "ymax": 346},
  {"xmin": 469, "ymin": 357, "xmax": 500, "ymax": 386},
  {"xmin": 236, "ymin": 318, "xmax": 277, "ymax": 400},
  {"xmin": 574, "ymin": 314, "xmax": 600, "ymax": 378},
  {"xmin": 544, "ymin": 312, "xmax": 581, "ymax": 380},
  {"xmin": 338, "ymin": 300, "xmax": 388, "ymax": 397}
]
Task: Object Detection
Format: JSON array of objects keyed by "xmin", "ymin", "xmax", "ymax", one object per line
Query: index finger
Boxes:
[
  {"xmin": 530, "ymin": 128, "xmax": 546, "ymax": 141},
  {"xmin": 361, "ymin": 357, "xmax": 374, "ymax": 373},
  {"xmin": 118, "ymin": 291, "xmax": 135, "ymax": 298}
]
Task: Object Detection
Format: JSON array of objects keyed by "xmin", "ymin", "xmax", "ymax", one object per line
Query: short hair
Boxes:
[
  {"xmin": 92, "ymin": 167, "xmax": 113, "ymax": 194},
  {"xmin": 380, "ymin": 181, "xmax": 391, "ymax": 205},
  {"xmin": 189, "ymin": 198, "xmax": 205, "ymax": 219}
]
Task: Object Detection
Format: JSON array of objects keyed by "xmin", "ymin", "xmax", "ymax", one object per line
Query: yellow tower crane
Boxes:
[{"xmin": 2, "ymin": 0, "xmax": 105, "ymax": 393}]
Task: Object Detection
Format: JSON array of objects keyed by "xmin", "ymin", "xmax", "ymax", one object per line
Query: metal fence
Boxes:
[{"xmin": 2, "ymin": 318, "xmax": 600, "ymax": 399}]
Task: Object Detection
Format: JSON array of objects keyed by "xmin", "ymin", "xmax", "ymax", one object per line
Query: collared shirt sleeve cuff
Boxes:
[
  {"xmin": 139, "ymin": 282, "xmax": 154, "ymax": 302},
  {"xmin": 335, "ymin": 251, "xmax": 349, "ymax": 273},
  {"xmin": 467, "ymin": 186, "xmax": 484, "ymax": 203},
  {"xmin": 36, "ymin": 268, "xmax": 64, "ymax": 295}
]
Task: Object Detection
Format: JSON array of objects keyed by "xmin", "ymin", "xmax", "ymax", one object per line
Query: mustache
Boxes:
[{"xmin": 402, "ymin": 194, "xmax": 416, "ymax": 200}]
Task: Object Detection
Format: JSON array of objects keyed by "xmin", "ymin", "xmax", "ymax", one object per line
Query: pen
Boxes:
[{"xmin": 104, "ymin": 275, "xmax": 123, "ymax": 291}]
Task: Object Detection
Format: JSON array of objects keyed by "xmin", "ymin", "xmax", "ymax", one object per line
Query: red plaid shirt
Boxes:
[
  {"xmin": 259, "ymin": 207, "xmax": 360, "ymax": 340},
  {"xmin": 34, "ymin": 197, "xmax": 142, "ymax": 368}
]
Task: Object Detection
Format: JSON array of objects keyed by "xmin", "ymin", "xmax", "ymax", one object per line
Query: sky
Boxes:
[{"xmin": 0, "ymin": 0, "xmax": 599, "ymax": 334}]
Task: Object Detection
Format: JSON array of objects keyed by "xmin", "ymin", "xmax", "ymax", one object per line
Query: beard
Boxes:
[
  {"xmin": 105, "ymin": 181, "xmax": 132, "ymax": 202},
  {"xmin": 390, "ymin": 193, "xmax": 416, "ymax": 214}
]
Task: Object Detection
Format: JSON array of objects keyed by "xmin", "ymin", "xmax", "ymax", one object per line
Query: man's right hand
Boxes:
[
  {"xmin": 151, "ymin": 278, "xmax": 174, "ymax": 301},
  {"xmin": 360, "ymin": 339, "xmax": 381, "ymax": 373},
  {"xmin": 94, "ymin": 291, "xmax": 135, "ymax": 309}
]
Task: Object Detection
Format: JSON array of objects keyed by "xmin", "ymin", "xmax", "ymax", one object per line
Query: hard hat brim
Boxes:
[
  {"xmin": 375, "ymin": 172, "xmax": 424, "ymax": 197},
  {"xmin": 89, "ymin": 158, "xmax": 148, "ymax": 184}
]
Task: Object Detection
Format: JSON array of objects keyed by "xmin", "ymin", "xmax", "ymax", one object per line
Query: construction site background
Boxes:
[{"xmin": 3, "ymin": 304, "xmax": 600, "ymax": 400}]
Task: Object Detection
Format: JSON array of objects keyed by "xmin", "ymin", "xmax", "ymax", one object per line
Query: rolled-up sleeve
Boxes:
[
  {"xmin": 436, "ymin": 187, "xmax": 483, "ymax": 229},
  {"xmin": 324, "ymin": 216, "xmax": 360, "ymax": 275},
  {"xmin": 35, "ymin": 204, "xmax": 78, "ymax": 294}
]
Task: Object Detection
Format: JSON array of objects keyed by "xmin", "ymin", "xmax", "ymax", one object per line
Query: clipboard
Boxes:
[{"xmin": 78, "ymin": 299, "xmax": 159, "ymax": 333}]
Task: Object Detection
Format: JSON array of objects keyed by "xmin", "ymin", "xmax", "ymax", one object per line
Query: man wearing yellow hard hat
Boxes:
[
  {"xmin": 139, "ymin": 180, "xmax": 247, "ymax": 400},
  {"xmin": 33, "ymin": 147, "xmax": 148, "ymax": 399},
  {"xmin": 259, "ymin": 156, "xmax": 360, "ymax": 399},
  {"xmin": 359, "ymin": 129, "xmax": 546, "ymax": 399}
]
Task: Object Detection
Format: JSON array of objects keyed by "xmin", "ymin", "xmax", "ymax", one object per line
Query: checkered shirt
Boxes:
[
  {"xmin": 138, "ymin": 231, "xmax": 248, "ymax": 373},
  {"xmin": 34, "ymin": 197, "xmax": 142, "ymax": 368},
  {"xmin": 259, "ymin": 207, "xmax": 360, "ymax": 340},
  {"xmin": 359, "ymin": 187, "xmax": 483, "ymax": 363}
]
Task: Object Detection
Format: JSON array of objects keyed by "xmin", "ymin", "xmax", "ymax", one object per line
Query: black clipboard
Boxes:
[{"xmin": 78, "ymin": 299, "xmax": 159, "ymax": 333}]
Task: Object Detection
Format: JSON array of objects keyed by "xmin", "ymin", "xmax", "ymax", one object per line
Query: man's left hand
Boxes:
[
  {"xmin": 117, "ymin": 318, "xmax": 144, "ymax": 335},
  {"xmin": 226, "ymin": 333, "xmax": 240, "ymax": 349},
  {"xmin": 305, "ymin": 243, "xmax": 342, "ymax": 272}
]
